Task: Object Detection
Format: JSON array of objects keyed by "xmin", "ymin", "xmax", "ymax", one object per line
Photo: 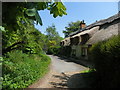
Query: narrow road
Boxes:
[
  {"xmin": 28, "ymin": 55, "xmax": 89, "ymax": 88},
  {"xmin": 50, "ymin": 55, "xmax": 88, "ymax": 73}
]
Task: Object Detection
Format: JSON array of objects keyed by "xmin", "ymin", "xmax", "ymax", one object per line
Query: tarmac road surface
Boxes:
[
  {"xmin": 50, "ymin": 55, "xmax": 88, "ymax": 73},
  {"xmin": 28, "ymin": 55, "xmax": 89, "ymax": 88}
]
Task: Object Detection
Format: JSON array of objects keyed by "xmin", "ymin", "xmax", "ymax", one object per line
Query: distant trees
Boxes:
[
  {"xmin": 63, "ymin": 20, "xmax": 82, "ymax": 37},
  {"xmin": 46, "ymin": 24, "xmax": 59, "ymax": 40},
  {"xmin": 45, "ymin": 24, "xmax": 63, "ymax": 55}
]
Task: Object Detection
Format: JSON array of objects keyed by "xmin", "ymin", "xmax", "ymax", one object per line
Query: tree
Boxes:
[
  {"xmin": 2, "ymin": 2, "xmax": 67, "ymax": 27},
  {"xmin": 63, "ymin": 20, "xmax": 82, "ymax": 37},
  {"xmin": 2, "ymin": 2, "xmax": 67, "ymax": 89},
  {"xmin": 45, "ymin": 24, "xmax": 63, "ymax": 44},
  {"xmin": 45, "ymin": 24, "xmax": 63, "ymax": 54},
  {"xmin": 2, "ymin": 2, "xmax": 67, "ymax": 54},
  {"xmin": 45, "ymin": 24, "xmax": 59, "ymax": 40}
]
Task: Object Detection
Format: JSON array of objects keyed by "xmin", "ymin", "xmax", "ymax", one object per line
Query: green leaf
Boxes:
[
  {"xmin": 50, "ymin": 2, "xmax": 67, "ymax": 18},
  {"xmin": 0, "ymin": 26, "xmax": 6, "ymax": 32},
  {"xmin": 36, "ymin": 2, "xmax": 48, "ymax": 10},
  {"xmin": 25, "ymin": 8, "xmax": 36, "ymax": 17},
  {"xmin": 35, "ymin": 10, "xmax": 43, "ymax": 26}
]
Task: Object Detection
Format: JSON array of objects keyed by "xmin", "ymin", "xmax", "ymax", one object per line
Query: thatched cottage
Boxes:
[{"xmin": 60, "ymin": 12, "xmax": 120, "ymax": 60}]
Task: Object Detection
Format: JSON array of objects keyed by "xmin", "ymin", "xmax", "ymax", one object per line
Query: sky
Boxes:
[{"xmin": 34, "ymin": 2, "xmax": 118, "ymax": 38}]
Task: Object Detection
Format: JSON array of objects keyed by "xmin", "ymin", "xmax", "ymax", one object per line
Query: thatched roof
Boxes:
[
  {"xmin": 70, "ymin": 36, "xmax": 79, "ymax": 45},
  {"xmin": 71, "ymin": 29, "xmax": 91, "ymax": 38},
  {"xmin": 87, "ymin": 26, "xmax": 100, "ymax": 37},
  {"xmin": 60, "ymin": 40, "xmax": 65, "ymax": 46},
  {"xmin": 61, "ymin": 37, "xmax": 70, "ymax": 46},
  {"xmin": 86, "ymin": 12, "xmax": 120, "ymax": 45},
  {"xmin": 71, "ymin": 26, "xmax": 99, "ymax": 38},
  {"xmin": 69, "ymin": 12, "xmax": 120, "ymax": 37},
  {"xmin": 61, "ymin": 12, "xmax": 120, "ymax": 46},
  {"xmin": 61, "ymin": 26, "xmax": 100, "ymax": 46},
  {"xmin": 86, "ymin": 25, "xmax": 118, "ymax": 45}
]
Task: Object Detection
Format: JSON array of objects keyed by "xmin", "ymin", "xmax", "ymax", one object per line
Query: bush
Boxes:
[
  {"xmin": 2, "ymin": 50, "xmax": 51, "ymax": 89},
  {"xmin": 47, "ymin": 46, "xmax": 61, "ymax": 55},
  {"xmin": 59, "ymin": 46, "xmax": 71, "ymax": 57},
  {"xmin": 90, "ymin": 35, "xmax": 120, "ymax": 88}
]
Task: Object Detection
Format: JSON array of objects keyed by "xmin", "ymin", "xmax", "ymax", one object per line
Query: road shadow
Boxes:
[
  {"xmin": 57, "ymin": 56, "xmax": 94, "ymax": 68},
  {"xmin": 67, "ymin": 72, "xmax": 97, "ymax": 88},
  {"xmin": 49, "ymin": 72, "xmax": 97, "ymax": 88},
  {"xmin": 49, "ymin": 72, "xmax": 69, "ymax": 88},
  {"xmin": 57, "ymin": 56, "xmax": 71, "ymax": 62}
]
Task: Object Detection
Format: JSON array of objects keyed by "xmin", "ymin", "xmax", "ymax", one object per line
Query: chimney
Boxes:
[{"xmin": 80, "ymin": 20, "xmax": 86, "ymax": 29}]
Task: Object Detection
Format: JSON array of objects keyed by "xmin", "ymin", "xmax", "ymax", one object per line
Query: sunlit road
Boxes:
[
  {"xmin": 49, "ymin": 55, "xmax": 88, "ymax": 73},
  {"xmin": 29, "ymin": 55, "xmax": 89, "ymax": 88}
]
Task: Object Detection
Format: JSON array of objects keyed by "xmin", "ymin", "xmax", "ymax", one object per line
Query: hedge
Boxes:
[
  {"xmin": 90, "ymin": 35, "xmax": 120, "ymax": 88},
  {"xmin": 47, "ymin": 46, "xmax": 61, "ymax": 55}
]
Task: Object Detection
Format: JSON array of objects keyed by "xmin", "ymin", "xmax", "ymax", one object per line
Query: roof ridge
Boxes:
[{"xmin": 69, "ymin": 12, "xmax": 120, "ymax": 37}]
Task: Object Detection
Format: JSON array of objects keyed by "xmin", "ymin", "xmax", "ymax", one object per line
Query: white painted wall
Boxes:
[{"xmin": 76, "ymin": 45, "xmax": 82, "ymax": 58}]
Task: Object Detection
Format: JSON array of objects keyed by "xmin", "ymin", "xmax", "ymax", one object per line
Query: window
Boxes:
[
  {"xmin": 71, "ymin": 49, "xmax": 76, "ymax": 57},
  {"xmin": 81, "ymin": 47, "xmax": 87, "ymax": 56}
]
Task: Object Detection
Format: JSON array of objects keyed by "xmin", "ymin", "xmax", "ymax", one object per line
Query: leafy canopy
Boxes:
[
  {"xmin": 63, "ymin": 21, "xmax": 82, "ymax": 37},
  {"xmin": 2, "ymin": 2, "xmax": 66, "ymax": 54},
  {"xmin": 45, "ymin": 24, "xmax": 63, "ymax": 54}
]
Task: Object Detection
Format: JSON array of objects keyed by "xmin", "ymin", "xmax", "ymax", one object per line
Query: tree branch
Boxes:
[{"xmin": 3, "ymin": 41, "xmax": 25, "ymax": 54}]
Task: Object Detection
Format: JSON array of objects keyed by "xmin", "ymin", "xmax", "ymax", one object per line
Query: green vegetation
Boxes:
[
  {"xmin": 45, "ymin": 24, "xmax": 63, "ymax": 55},
  {"xmin": 60, "ymin": 46, "xmax": 71, "ymax": 57},
  {"xmin": 47, "ymin": 46, "xmax": 61, "ymax": 55},
  {"xmin": 63, "ymin": 21, "xmax": 82, "ymax": 37},
  {"xmin": 2, "ymin": 23, "xmax": 52, "ymax": 89},
  {"xmin": 2, "ymin": 2, "xmax": 67, "ymax": 27},
  {"xmin": 3, "ymin": 51, "xmax": 50, "ymax": 89},
  {"xmin": 2, "ymin": 2, "xmax": 67, "ymax": 89},
  {"xmin": 0, "ymin": 57, "xmax": 2, "ymax": 89},
  {"xmin": 90, "ymin": 35, "xmax": 120, "ymax": 88},
  {"xmin": 80, "ymin": 69, "xmax": 96, "ymax": 73}
]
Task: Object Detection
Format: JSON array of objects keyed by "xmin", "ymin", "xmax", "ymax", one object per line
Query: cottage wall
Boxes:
[
  {"xmin": 76, "ymin": 45, "xmax": 82, "ymax": 58},
  {"xmin": 71, "ymin": 45, "xmax": 82, "ymax": 57},
  {"xmin": 71, "ymin": 45, "xmax": 76, "ymax": 57}
]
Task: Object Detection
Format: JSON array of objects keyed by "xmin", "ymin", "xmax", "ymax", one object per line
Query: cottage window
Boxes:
[
  {"xmin": 74, "ymin": 36, "xmax": 79, "ymax": 45},
  {"xmin": 81, "ymin": 47, "xmax": 87, "ymax": 56},
  {"xmin": 81, "ymin": 34, "xmax": 89, "ymax": 45},
  {"xmin": 71, "ymin": 49, "xmax": 76, "ymax": 57},
  {"xmin": 62, "ymin": 42, "xmax": 64, "ymax": 46}
]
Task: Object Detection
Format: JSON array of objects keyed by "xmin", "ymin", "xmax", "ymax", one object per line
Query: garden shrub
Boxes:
[
  {"xmin": 90, "ymin": 35, "xmax": 120, "ymax": 88},
  {"xmin": 59, "ymin": 46, "xmax": 71, "ymax": 57},
  {"xmin": 2, "ymin": 50, "xmax": 51, "ymax": 89},
  {"xmin": 47, "ymin": 46, "xmax": 61, "ymax": 55}
]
